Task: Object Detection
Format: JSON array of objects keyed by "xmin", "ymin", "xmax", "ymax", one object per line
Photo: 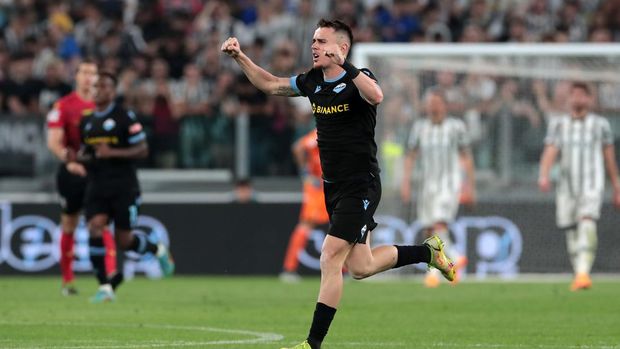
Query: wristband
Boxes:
[{"xmin": 341, "ymin": 61, "xmax": 360, "ymax": 79}]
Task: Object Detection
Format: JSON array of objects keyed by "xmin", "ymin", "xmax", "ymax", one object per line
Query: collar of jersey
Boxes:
[
  {"xmin": 323, "ymin": 70, "xmax": 346, "ymax": 83},
  {"xmin": 94, "ymin": 102, "xmax": 115, "ymax": 118}
]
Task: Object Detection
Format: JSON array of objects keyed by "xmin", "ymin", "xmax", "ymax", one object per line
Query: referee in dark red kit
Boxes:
[
  {"xmin": 46, "ymin": 60, "xmax": 117, "ymax": 296},
  {"xmin": 222, "ymin": 19, "xmax": 456, "ymax": 349}
]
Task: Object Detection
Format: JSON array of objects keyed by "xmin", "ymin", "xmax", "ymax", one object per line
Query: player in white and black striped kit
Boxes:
[
  {"xmin": 539, "ymin": 82, "xmax": 620, "ymax": 291},
  {"xmin": 402, "ymin": 89, "xmax": 476, "ymax": 287}
]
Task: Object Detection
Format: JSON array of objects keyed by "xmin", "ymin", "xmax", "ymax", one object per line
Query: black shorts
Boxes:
[
  {"xmin": 56, "ymin": 164, "xmax": 87, "ymax": 214},
  {"xmin": 84, "ymin": 182, "xmax": 141, "ymax": 230},
  {"xmin": 324, "ymin": 173, "xmax": 381, "ymax": 244}
]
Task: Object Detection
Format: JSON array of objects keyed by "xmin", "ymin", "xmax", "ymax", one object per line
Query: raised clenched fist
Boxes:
[{"xmin": 221, "ymin": 37, "xmax": 241, "ymax": 58}]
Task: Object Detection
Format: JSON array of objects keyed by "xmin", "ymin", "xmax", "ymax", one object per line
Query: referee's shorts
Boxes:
[{"xmin": 56, "ymin": 164, "xmax": 87, "ymax": 215}]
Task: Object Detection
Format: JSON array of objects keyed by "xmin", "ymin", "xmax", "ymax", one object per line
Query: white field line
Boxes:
[
  {"xmin": 0, "ymin": 321, "xmax": 283, "ymax": 348},
  {"xmin": 1, "ymin": 321, "xmax": 618, "ymax": 349}
]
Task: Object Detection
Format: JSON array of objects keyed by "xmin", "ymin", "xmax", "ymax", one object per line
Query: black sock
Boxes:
[
  {"xmin": 392, "ymin": 245, "xmax": 431, "ymax": 268},
  {"xmin": 307, "ymin": 302, "xmax": 336, "ymax": 349},
  {"xmin": 127, "ymin": 233, "xmax": 158, "ymax": 255},
  {"xmin": 89, "ymin": 237, "xmax": 107, "ymax": 285},
  {"xmin": 109, "ymin": 272, "xmax": 124, "ymax": 291}
]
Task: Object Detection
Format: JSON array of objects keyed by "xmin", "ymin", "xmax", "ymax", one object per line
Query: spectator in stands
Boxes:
[
  {"xmin": 254, "ymin": 0, "xmax": 295, "ymax": 52},
  {"xmin": 174, "ymin": 63, "xmax": 211, "ymax": 168},
  {"xmin": 288, "ymin": 0, "xmax": 320, "ymax": 68},
  {"xmin": 557, "ymin": 1, "xmax": 588, "ymax": 42},
  {"xmin": 502, "ymin": 16, "xmax": 531, "ymax": 42},
  {"xmin": 38, "ymin": 59, "xmax": 71, "ymax": 112},
  {"xmin": 524, "ymin": 0, "xmax": 556, "ymax": 41},
  {"xmin": 158, "ymin": 30, "xmax": 189, "ymax": 79},
  {"xmin": 490, "ymin": 79, "xmax": 543, "ymax": 163},
  {"xmin": 266, "ymin": 40, "xmax": 298, "ymax": 175},
  {"xmin": 136, "ymin": 58, "xmax": 178, "ymax": 168},
  {"xmin": 2, "ymin": 53, "xmax": 41, "ymax": 115},
  {"xmin": 193, "ymin": 0, "xmax": 253, "ymax": 49},
  {"xmin": 375, "ymin": 0, "xmax": 423, "ymax": 42},
  {"xmin": 74, "ymin": 1, "xmax": 113, "ymax": 58}
]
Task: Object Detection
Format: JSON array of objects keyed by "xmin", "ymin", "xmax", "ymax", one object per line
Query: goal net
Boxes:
[{"xmin": 353, "ymin": 44, "xmax": 620, "ymax": 204}]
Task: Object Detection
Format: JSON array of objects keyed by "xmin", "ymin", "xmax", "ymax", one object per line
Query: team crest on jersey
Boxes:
[
  {"xmin": 314, "ymin": 85, "xmax": 322, "ymax": 93},
  {"xmin": 103, "ymin": 118, "xmax": 116, "ymax": 131},
  {"xmin": 84, "ymin": 122, "xmax": 92, "ymax": 131},
  {"xmin": 333, "ymin": 83, "xmax": 346, "ymax": 93}
]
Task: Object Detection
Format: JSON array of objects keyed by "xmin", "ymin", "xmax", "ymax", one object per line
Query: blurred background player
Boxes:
[
  {"xmin": 539, "ymin": 82, "xmax": 620, "ymax": 291},
  {"xmin": 79, "ymin": 72, "xmax": 174, "ymax": 303},
  {"xmin": 401, "ymin": 89, "xmax": 476, "ymax": 287},
  {"xmin": 280, "ymin": 128, "xmax": 329, "ymax": 282},
  {"xmin": 46, "ymin": 60, "xmax": 117, "ymax": 296}
]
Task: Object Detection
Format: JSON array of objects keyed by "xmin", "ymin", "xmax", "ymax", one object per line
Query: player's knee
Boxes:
[
  {"xmin": 349, "ymin": 269, "xmax": 372, "ymax": 280},
  {"xmin": 61, "ymin": 214, "xmax": 79, "ymax": 233},
  {"xmin": 347, "ymin": 264, "xmax": 373, "ymax": 280},
  {"xmin": 115, "ymin": 231, "xmax": 133, "ymax": 250},
  {"xmin": 319, "ymin": 248, "xmax": 344, "ymax": 271}
]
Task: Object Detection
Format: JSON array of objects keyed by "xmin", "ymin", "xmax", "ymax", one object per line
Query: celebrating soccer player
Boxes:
[
  {"xmin": 401, "ymin": 89, "xmax": 476, "ymax": 287},
  {"xmin": 222, "ymin": 19, "xmax": 456, "ymax": 349},
  {"xmin": 46, "ymin": 60, "xmax": 117, "ymax": 296},
  {"xmin": 539, "ymin": 82, "xmax": 620, "ymax": 291},
  {"xmin": 79, "ymin": 72, "xmax": 175, "ymax": 303}
]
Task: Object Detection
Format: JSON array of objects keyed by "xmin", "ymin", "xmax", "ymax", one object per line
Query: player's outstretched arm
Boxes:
[
  {"xmin": 221, "ymin": 37, "xmax": 298, "ymax": 97},
  {"xmin": 47, "ymin": 128, "xmax": 71, "ymax": 161},
  {"xmin": 401, "ymin": 150, "xmax": 417, "ymax": 203},
  {"xmin": 602, "ymin": 144, "xmax": 620, "ymax": 208},
  {"xmin": 538, "ymin": 145, "xmax": 558, "ymax": 192}
]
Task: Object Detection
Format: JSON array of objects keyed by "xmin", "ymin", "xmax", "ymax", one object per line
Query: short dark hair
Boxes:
[
  {"xmin": 317, "ymin": 19, "xmax": 354, "ymax": 45},
  {"xmin": 571, "ymin": 81, "xmax": 590, "ymax": 95},
  {"xmin": 78, "ymin": 56, "xmax": 97, "ymax": 66},
  {"xmin": 98, "ymin": 71, "xmax": 118, "ymax": 86}
]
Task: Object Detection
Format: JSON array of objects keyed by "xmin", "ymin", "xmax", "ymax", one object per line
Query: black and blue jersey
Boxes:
[
  {"xmin": 290, "ymin": 68, "xmax": 380, "ymax": 182},
  {"xmin": 80, "ymin": 103, "xmax": 146, "ymax": 189}
]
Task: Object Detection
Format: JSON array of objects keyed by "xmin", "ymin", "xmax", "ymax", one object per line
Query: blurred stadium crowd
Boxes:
[{"xmin": 0, "ymin": 0, "xmax": 619, "ymax": 176}]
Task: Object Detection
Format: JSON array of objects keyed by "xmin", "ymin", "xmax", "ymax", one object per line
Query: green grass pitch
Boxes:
[{"xmin": 1, "ymin": 276, "xmax": 619, "ymax": 349}]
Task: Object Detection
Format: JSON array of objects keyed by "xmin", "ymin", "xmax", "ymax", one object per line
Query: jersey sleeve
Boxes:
[
  {"xmin": 125, "ymin": 110, "xmax": 147, "ymax": 145},
  {"xmin": 406, "ymin": 121, "xmax": 421, "ymax": 151},
  {"xmin": 360, "ymin": 68, "xmax": 378, "ymax": 82},
  {"xmin": 544, "ymin": 117, "xmax": 561, "ymax": 146},
  {"xmin": 46, "ymin": 101, "xmax": 65, "ymax": 128},
  {"xmin": 600, "ymin": 118, "xmax": 614, "ymax": 145},
  {"xmin": 290, "ymin": 72, "xmax": 309, "ymax": 97}
]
